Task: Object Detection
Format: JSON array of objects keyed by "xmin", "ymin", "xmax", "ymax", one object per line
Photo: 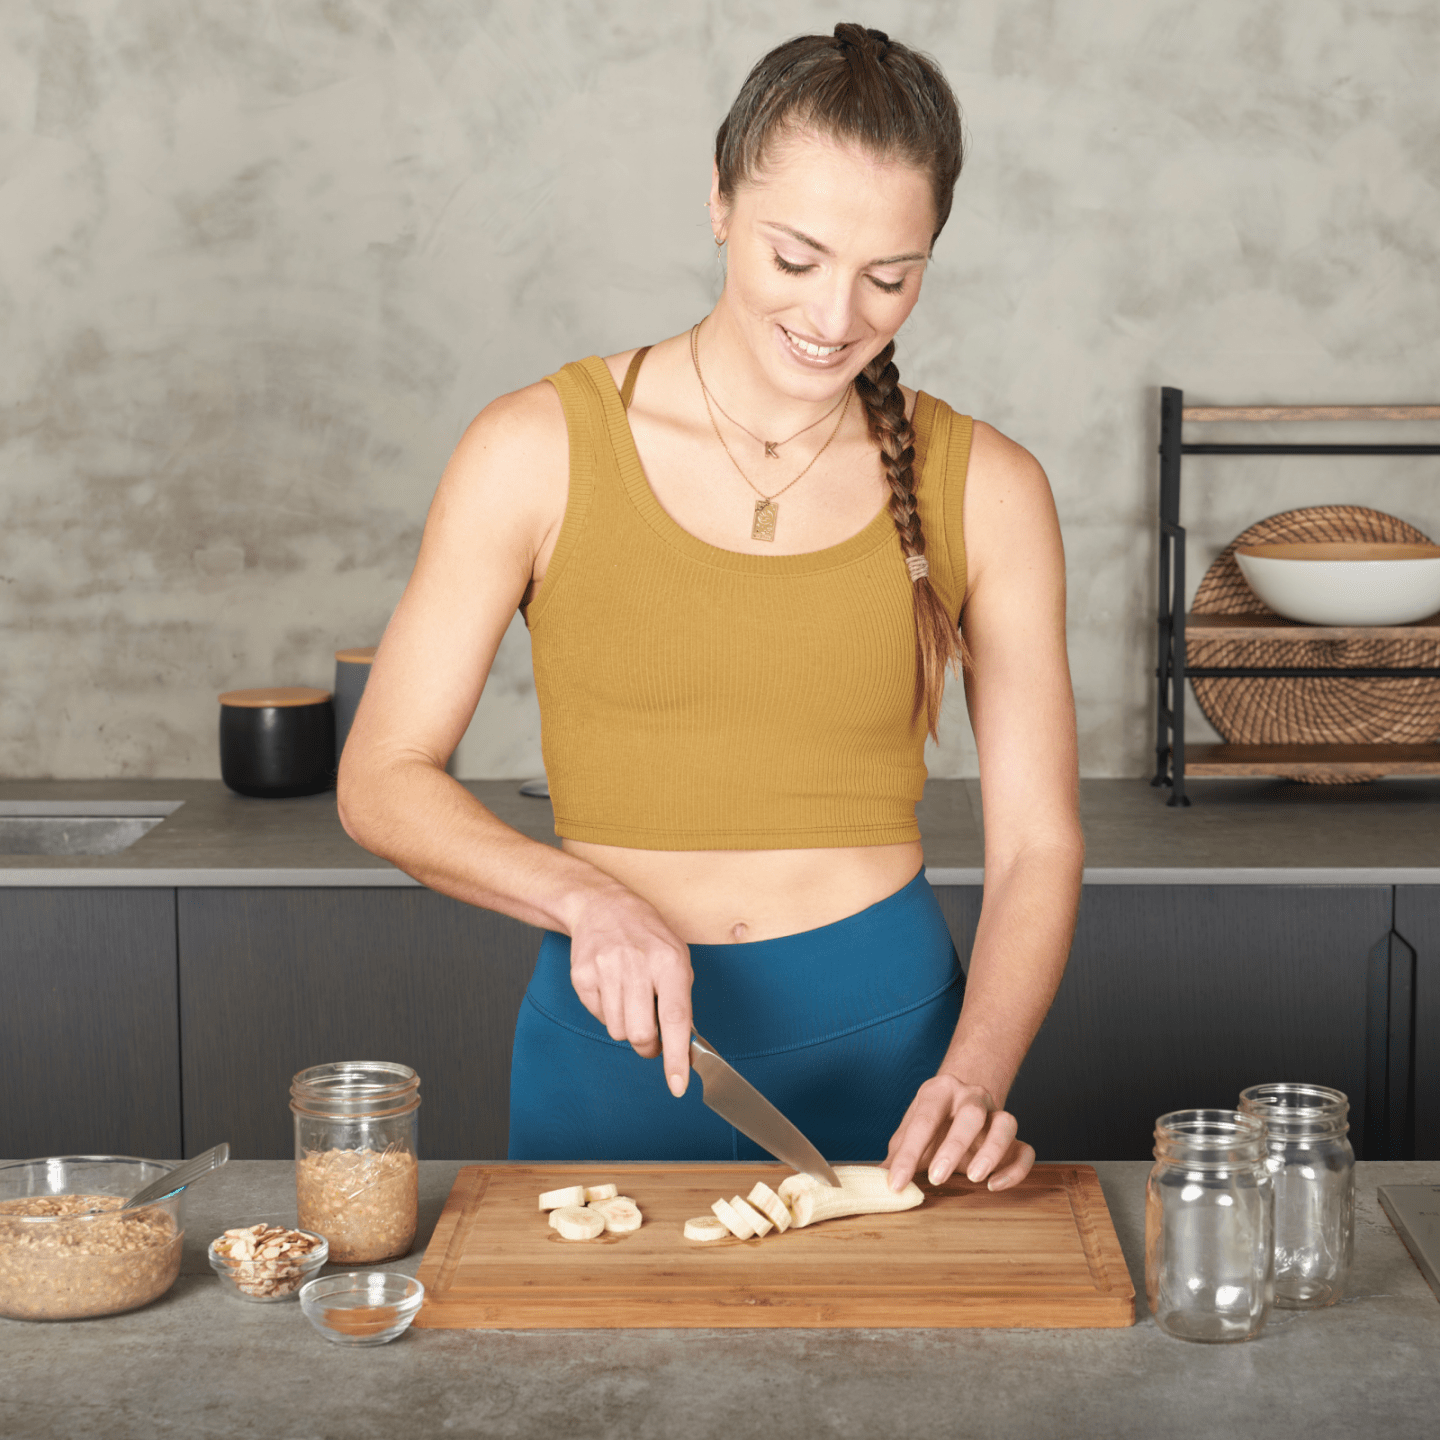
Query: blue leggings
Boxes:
[{"xmin": 508, "ymin": 869, "xmax": 964, "ymax": 1162}]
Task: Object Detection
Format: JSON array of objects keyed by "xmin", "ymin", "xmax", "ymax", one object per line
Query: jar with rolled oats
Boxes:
[{"xmin": 290, "ymin": 1062, "xmax": 420, "ymax": 1264}]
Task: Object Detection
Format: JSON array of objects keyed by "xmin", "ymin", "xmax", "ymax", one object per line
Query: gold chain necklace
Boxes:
[
  {"xmin": 690, "ymin": 323, "xmax": 852, "ymax": 542},
  {"xmin": 699, "ymin": 368, "xmax": 847, "ymax": 459}
]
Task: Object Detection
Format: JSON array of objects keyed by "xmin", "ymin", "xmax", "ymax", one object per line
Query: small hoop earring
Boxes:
[{"xmin": 713, "ymin": 233, "xmax": 725, "ymax": 248}]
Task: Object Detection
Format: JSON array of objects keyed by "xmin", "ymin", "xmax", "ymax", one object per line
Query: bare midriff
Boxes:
[{"xmin": 562, "ymin": 838, "xmax": 925, "ymax": 945}]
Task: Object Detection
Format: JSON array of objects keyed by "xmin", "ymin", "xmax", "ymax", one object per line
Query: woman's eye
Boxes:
[
  {"xmin": 772, "ymin": 253, "xmax": 813, "ymax": 276},
  {"xmin": 869, "ymin": 275, "xmax": 906, "ymax": 295}
]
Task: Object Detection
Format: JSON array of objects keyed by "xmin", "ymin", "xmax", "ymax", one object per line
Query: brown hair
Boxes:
[{"xmin": 714, "ymin": 23, "xmax": 967, "ymax": 738}]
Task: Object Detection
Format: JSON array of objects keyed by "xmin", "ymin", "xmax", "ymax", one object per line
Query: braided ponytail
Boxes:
[
  {"xmin": 715, "ymin": 24, "xmax": 968, "ymax": 737},
  {"xmin": 854, "ymin": 342, "xmax": 965, "ymax": 738}
]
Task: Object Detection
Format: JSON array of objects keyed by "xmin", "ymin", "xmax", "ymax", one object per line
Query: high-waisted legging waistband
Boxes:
[{"xmin": 508, "ymin": 868, "xmax": 965, "ymax": 1162}]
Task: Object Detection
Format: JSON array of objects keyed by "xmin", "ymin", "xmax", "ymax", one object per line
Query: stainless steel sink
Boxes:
[{"xmin": 0, "ymin": 801, "xmax": 182, "ymax": 856}]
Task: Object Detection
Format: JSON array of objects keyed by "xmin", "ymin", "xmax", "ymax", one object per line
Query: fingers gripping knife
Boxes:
[{"xmin": 689, "ymin": 1030, "xmax": 841, "ymax": 1187}]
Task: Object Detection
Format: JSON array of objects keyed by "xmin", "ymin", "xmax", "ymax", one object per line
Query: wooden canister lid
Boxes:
[
  {"xmin": 334, "ymin": 646, "xmax": 378, "ymax": 664},
  {"xmin": 218, "ymin": 686, "xmax": 332, "ymax": 708}
]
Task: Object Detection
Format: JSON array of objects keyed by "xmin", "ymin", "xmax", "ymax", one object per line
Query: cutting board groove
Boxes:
[{"xmin": 413, "ymin": 1163, "xmax": 1135, "ymax": 1329}]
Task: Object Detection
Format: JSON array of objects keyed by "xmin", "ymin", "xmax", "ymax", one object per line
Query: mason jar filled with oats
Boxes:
[{"xmin": 290, "ymin": 1062, "xmax": 420, "ymax": 1264}]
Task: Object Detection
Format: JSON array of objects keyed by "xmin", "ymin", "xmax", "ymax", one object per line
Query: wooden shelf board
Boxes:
[
  {"xmin": 1186, "ymin": 611, "xmax": 1440, "ymax": 641},
  {"xmin": 1182, "ymin": 405, "xmax": 1440, "ymax": 422},
  {"xmin": 1185, "ymin": 743, "xmax": 1440, "ymax": 779}
]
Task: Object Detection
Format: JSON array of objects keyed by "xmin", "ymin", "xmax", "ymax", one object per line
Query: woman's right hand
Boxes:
[{"xmin": 566, "ymin": 883, "xmax": 695, "ymax": 1097}]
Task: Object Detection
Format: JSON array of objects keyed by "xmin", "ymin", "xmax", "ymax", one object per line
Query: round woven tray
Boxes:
[{"xmin": 1189, "ymin": 505, "xmax": 1440, "ymax": 781}]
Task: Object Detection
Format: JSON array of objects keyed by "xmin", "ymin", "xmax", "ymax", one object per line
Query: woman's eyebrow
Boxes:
[{"xmin": 763, "ymin": 221, "xmax": 928, "ymax": 266}]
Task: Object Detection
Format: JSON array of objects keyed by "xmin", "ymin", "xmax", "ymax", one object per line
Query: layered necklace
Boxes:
[{"xmin": 689, "ymin": 323, "xmax": 851, "ymax": 542}]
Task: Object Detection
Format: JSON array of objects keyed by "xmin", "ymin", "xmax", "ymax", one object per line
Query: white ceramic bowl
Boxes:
[{"xmin": 1235, "ymin": 542, "xmax": 1440, "ymax": 626}]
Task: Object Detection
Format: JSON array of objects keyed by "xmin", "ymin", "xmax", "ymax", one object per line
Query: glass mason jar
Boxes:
[
  {"xmin": 1239, "ymin": 1082, "xmax": 1354, "ymax": 1309},
  {"xmin": 1145, "ymin": 1109, "xmax": 1274, "ymax": 1343},
  {"xmin": 290, "ymin": 1062, "xmax": 420, "ymax": 1264}
]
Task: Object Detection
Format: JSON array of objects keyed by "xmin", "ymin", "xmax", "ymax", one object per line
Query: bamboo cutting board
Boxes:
[{"xmin": 412, "ymin": 1163, "xmax": 1134, "ymax": 1329}]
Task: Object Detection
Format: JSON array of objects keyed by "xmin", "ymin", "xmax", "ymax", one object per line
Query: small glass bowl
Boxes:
[
  {"xmin": 207, "ymin": 1229, "xmax": 328, "ymax": 1302},
  {"xmin": 299, "ymin": 1271, "xmax": 425, "ymax": 1346}
]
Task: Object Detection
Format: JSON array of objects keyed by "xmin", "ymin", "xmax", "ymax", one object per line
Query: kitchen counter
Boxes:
[
  {"xmin": 2, "ymin": 775, "xmax": 1437, "ymax": 886},
  {"xmin": 2, "ymin": 1159, "xmax": 1437, "ymax": 1440}
]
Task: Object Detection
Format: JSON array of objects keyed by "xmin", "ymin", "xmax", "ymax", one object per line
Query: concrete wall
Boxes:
[{"xmin": 3, "ymin": 0, "xmax": 1438, "ymax": 780}]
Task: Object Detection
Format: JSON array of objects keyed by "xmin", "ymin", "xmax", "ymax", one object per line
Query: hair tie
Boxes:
[{"xmin": 905, "ymin": 554, "xmax": 929, "ymax": 582}]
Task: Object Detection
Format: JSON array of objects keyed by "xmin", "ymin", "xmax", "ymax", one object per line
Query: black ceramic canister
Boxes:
[
  {"xmin": 332, "ymin": 647, "xmax": 376, "ymax": 762},
  {"xmin": 219, "ymin": 687, "xmax": 335, "ymax": 798}
]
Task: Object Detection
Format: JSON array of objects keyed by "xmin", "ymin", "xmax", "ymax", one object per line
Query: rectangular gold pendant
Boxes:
[{"xmin": 752, "ymin": 498, "xmax": 778, "ymax": 542}]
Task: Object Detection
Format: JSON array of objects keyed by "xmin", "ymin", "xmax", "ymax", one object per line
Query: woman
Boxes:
[{"xmin": 339, "ymin": 24, "xmax": 1082, "ymax": 1194}]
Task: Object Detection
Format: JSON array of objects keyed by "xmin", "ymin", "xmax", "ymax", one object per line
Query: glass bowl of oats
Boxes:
[
  {"xmin": 0, "ymin": 1156, "xmax": 185, "ymax": 1321},
  {"xmin": 208, "ymin": 1224, "xmax": 328, "ymax": 1302}
]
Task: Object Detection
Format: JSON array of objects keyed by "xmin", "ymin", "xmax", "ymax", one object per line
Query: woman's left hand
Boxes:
[{"xmin": 883, "ymin": 1073, "xmax": 1035, "ymax": 1193}]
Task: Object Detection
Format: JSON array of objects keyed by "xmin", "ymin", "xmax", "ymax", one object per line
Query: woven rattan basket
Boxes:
[{"xmin": 1189, "ymin": 505, "xmax": 1440, "ymax": 781}]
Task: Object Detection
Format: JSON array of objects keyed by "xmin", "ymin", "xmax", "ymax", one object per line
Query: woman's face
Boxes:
[{"xmin": 710, "ymin": 131, "xmax": 936, "ymax": 398}]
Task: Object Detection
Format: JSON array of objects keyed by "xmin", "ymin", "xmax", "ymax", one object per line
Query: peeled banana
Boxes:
[
  {"xmin": 778, "ymin": 1165, "xmax": 923, "ymax": 1228},
  {"xmin": 538, "ymin": 1184, "xmax": 587, "ymax": 1211}
]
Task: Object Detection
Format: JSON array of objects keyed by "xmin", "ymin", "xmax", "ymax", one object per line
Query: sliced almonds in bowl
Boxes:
[{"xmin": 208, "ymin": 1224, "xmax": 328, "ymax": 1301}]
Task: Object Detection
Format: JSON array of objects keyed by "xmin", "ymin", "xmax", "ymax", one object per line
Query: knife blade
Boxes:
[{"xmin": 689, "ymin": 1030, "xmax": 841, "ymax": 1187}]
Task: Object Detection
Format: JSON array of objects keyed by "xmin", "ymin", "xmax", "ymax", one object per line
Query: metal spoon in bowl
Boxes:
[{"xmin": 121, "ymin": 1142, "xmax": 230, "ymax": 1211}]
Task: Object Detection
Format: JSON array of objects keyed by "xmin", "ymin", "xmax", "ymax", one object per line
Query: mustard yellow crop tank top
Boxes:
[{"xmin": 525, "ymin": 353, "xmax": 973, "ymax": 850}]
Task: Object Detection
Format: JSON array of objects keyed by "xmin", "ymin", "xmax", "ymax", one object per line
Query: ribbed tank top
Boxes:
[{"xmin": 526, "ymin": 354, "xmax": 973, "ymax": 850}]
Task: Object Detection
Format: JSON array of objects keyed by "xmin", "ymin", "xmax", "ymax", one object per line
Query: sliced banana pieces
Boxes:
[
  {"xmin": 729, "ymin": 1195, "xmax": 773, "ymax": 1237},
  {"xmin": 747, "ymin": 1182, "xmax": 792, "ymax": 1233},
  {"xmin": 538, "ymin": 1185, "xmax": 587, "ymax": 1211},
  {"xmin": 684, "ymin": 1215, "xmax": 729, "ymax": 1242},
  {"xmin": 710, "ymin": 1197, "xmax": 755, "ymax": 1239},
  {"xmin": 551, "ymin": 1205, "xmax": 605, "ymax": 1240},
  {"xmin": 590, "ymin": 1197, "xmax": 643, "ymax": 1233},
  {"xmin": 540, "ymin": 1180, "xmax": 644, "ymax": 1239}
]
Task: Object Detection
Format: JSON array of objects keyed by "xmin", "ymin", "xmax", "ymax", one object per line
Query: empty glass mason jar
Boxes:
[
  {"xmin": 290, "ymin": 1062, "xmax": 420, "ymax": 1264},
  {"xmin": 1239, "ymin": 1083, "xmax": 1354, "ymax": 1309},
  {"xmin": 1146, "ymin": 1109, "xmax": 1274, "ymax": 1343}
]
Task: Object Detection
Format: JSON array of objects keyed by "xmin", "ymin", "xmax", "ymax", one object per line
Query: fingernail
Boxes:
[
  {"xmin": 667, "ymin": 1072, "xmax": 687, "ymax": 1098},
  {"xmin": 967, "ymin": 1164, "xmax": 984, "ymax": 1183},
  {"xmin": 927, "ymin": 1164, "xmax": 943, "ymax": 1187}
]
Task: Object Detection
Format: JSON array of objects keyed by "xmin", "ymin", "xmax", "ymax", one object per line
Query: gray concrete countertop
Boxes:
[
  {"xmin": 2, "ymin": 1159, "xmax": 1437, "ymax": 1440},
  {"xmin": 1, "ymin": 776, "xmax": 1437, "ymax": 887}
]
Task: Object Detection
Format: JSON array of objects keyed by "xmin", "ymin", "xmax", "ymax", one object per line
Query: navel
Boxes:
[{"xmin": 729, "ymin": 921, "xmax": 749, "ymax": 943}]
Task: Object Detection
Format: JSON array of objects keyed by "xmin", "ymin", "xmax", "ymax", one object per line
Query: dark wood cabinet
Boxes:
[
  {"xmin": 0, "ymin": 889, "xmax": 181, "ymax": 1158},
  {"xmin": 1397, "ymin": 887, "xmax": 1440, "ymax": 1161},
  {"xmin": 931, "ymin": 884, "xmax": 1394, "ymax": 1161},
  {"xmin": 177, "ymin": 889, "xmax": 540, "ymax": 1160},
  {"xmin": 0, "ymin": 882, "xmax": 1428, "ymax": 1164}
]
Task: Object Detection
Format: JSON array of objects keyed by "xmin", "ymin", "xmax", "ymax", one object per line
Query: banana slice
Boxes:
[
  {"xmin": 684, "ymin": 1215, "xmax": 729, "ymax": 1242},
  {"xmin": 584, "ymin": 1183, "xmax": 619, "ymax": 1202},
  {"xmin": 538, "ymin": 1185, "xmax": 587, "ymax": 1210},
  {"xmin": 729, "ymin": 1195, "xmax": 772, "ymax": 1237},
  {"xmin": 590, "ymin": 1198, "xmax": 643, "ymax": 1233},
  {"xmin": 747, "ymin": 1182, "xmax": 792, "ymax": 1233},
  {"xmin": 711, "ymin": 1196, "xmax": 755, "ymax": 1240},
  {"xmin": 551, "ymin": 1205, "xmax": 606, "ymax": 1240}
]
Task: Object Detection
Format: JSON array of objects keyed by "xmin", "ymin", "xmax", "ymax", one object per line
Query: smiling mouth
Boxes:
[{"xmin": 781, "ymin": 326, "xmax": 848, "ymax": 359}]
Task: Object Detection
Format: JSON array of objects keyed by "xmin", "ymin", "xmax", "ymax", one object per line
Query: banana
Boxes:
[
  {"xmin": 684, "ymin": 1215, "xmax": 730, "ymax": 1242},
  {"xmin": 584, "ymin": 1184, "xmax": 619, "ymax": 1202},
  {"xmin": 778, "ymin": 1165, "xmax": 924, "ymax": 1228},
  {"xmin": 551, "ymin": 1204, "xmax": 606, "ymax": 1240},
  {"xmin": 538, "ymin": 1184, "xmax": 587, "ymax": 1210},
  {"xmin": 589, "ymin": 1197, "xmax": 642, "ymax": 1233},
  {"xmin": 728, "ymin": 1195, "xmax": 772, "ymax": 1237},
  {"xmin": 746, "ymin": 1182, "xmax": 792, "ymax": 1233},
  {"xmin": 710, "ymin": 1196, "xmax": 755, "ymax": 1239}
]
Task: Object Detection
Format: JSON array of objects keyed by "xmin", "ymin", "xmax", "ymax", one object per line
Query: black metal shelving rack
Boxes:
[{"xmin": 1153, "ymin": 386, "xmax": 1440, "ymax": 806}]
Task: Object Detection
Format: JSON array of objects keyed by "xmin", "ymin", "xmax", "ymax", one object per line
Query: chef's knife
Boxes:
[{"xmin": 689, "ymin": 1030, "xmax": 841, "ymax": 1188}]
